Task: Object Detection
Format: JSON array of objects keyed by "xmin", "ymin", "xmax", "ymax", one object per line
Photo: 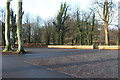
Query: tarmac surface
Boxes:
[{"xmin": 2, "ymin": 48, "xmax": 119, "ymax": 78}]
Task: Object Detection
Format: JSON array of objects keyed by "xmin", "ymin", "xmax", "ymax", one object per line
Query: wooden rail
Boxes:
[
  {"xmin": 48, "ymin": 45, "xmax": 94, "ymax": 49},
  {"xmin": 98, "ymin": 45, "xmax": 120, "ymax": 50},
  {"xmin": 48, "ymin": 45, "xmax": 120, "ymax": 50}
]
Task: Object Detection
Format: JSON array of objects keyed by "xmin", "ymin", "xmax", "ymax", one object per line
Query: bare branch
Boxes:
[{"xmin": 96, "ymin": 9, "xmax": 105, "ymax": 21}]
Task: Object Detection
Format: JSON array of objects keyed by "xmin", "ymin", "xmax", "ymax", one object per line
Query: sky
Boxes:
[
  {"xmin": 0, "ymin": 0, "xmax": 96, "ymax": 20},
  {"xmin": 0, "ymin": 0, "xmax": 120, "ymax": 25}
]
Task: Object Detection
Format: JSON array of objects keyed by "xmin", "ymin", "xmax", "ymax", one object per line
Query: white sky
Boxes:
[
  {"xmin": 0, "ymin": 0, "xmax": 120, "ymax": 23},
  {"xmin": 0, "ymin": 0, "xmax": 94, "ymax": 20}
]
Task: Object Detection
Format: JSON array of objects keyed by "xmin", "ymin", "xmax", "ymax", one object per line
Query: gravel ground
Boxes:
[{"xmin": 28, "ymin": 50, "xmax": 119, "ymax": 78}]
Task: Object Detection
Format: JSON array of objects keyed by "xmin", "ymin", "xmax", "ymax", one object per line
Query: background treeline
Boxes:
[{"xmin": 0, "ymin": 1, "xmax": 119, "ymax": 47}]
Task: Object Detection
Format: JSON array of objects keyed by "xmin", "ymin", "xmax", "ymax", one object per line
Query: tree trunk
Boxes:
[
  {"xmin": 11, "ymin": 10, "xmax": 16, "ymax": 48},
  {"xmin": 87, "ymin": 34, "xmax": 90, "ymax": 45},
  {"xmin": 2, "ymin": 22, "xmax": 5, "ymax": 46},
  {"xmin": 118, "ymin": 27, "xmax": 120, "ymax": 46},
  {"xmin": 12, "ymin": 33, "xmax": 16, "ymax": 47},
  {"xmin": 79, "ymin": 33, "xmax": 83, "ymax": 45},
  {"xmin": 28, "ymin": 23, "xmax": 31, "ymax": 43},
  {"xmin": 90, "ymin": 34, "xmax": 93, "ymax": 45},
  {"xmin": 61, "ymin": 29, "xmax": 64, "ymax": 45},
  {"xmin": 57, "ymin": 30, "xmax": 61, "ymax": 45},
  {"xmin": 90, "ymin": 13, "xmax": 95, "ymax": 45},
  {"xmin": 3, "ymin": 1, "xmax": 12, "ymax": 51},
  {"xmin": 86, "ymin": 22, "xmax": 90, "ymax": 45},
  {"xmin": 16, "ymin": 0, "xmax": 25, "ymax": 53},
  {"xmin": 46, "ymin": 36, "xmax": 50, "ymax": 45},
  {"xmin": 104, "ymin": 21, "xmax": 109, "ymax": 45},
  {"xmin": 52, "ymin": 32, "xmax": 56, "ymax": 45}
]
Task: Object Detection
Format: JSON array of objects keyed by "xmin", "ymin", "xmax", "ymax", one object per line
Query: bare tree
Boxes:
[
  {"xmin": 24, "ymin": 13, "xmax": 31, "ymax": 43},
  {"xmin": 90, "ymin": 13, "xmax": 95, "ymax": 45},
  {"xmin": 95, "ymin": 0, "xmax": 117, "ymax": 45},
  {"xmin": 10, "ymin": 10, "xmax": 17, "ymax": 48},
  {"xmin": 82, "ymin": 11, "xmax": 92, "ymax": 45},
  {"xmin": 0, "ymin": 8, "xmax": 6, "ymax": 46},
  {"xmin": 44, "ymin": 22, "xmax": 51, "ymax": 45},
  {"xmin": 16, "ymin": 0, "xmax": 25, "ymax": 53},
  {"xmin": 3, "ymin": 0, "xmax": 12, "ymax": 51},
  {"xmin": 53, "ymin": 2, "xmax": 69, "ymax": 45},
  {"xmin": 33, "ymin": 16, "xmax": 41, "ymax": 43},
  {"xmin": 75, "ymin": 8, "xmax": 84, "ymax": 45}
]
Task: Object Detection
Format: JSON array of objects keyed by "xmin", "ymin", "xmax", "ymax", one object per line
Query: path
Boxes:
[{"xmin": 2, "ymin": 48, "xmax": 119, "ymax": 78}]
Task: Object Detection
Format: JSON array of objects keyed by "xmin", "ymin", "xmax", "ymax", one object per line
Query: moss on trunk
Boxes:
[
  {"xmin": 16, "ymin": 0, "xmax": 25, "ymax": 53},
  {"xmin": 3, "ymin": 0, "xmax": 12, "ymax": 52}
]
